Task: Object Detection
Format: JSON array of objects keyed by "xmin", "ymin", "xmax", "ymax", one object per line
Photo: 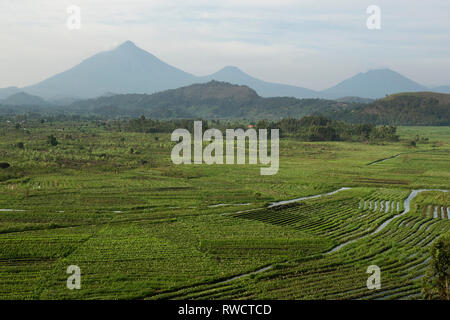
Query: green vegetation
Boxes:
[
  {"xmin": 327, "ymin": 92, "xmax": 450, "ymax": 125},
  {"xmin": 2, "ymin": 83, "xmax": 449, "ymax": 126},
  {"xmin": 123, "ymin": 116, "xmax": 399, "ymax": 142},
  {"xmin": 422, "ymin": 231, "xmax": 449, "ymax": 300},
  {"xmin": 0, "ymin": 120, "xmax": 448, "ymax": 300},
  {"xmin": 255, "ymin": 117, "xmax": 399, "ymax": 142},
  {"xmin": 47, "ymin": 135, "xmax": 58, "ymax": 147}
]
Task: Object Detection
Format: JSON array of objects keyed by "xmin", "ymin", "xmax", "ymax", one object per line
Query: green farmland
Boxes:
[{"xmin": 0, "ymin": 122, "xmax": 449, "ymax": 299}]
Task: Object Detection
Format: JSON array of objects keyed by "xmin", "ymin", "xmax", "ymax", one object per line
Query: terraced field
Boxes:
[
  {"xmin": 229, "ymin": 188, "xmax": 411, "ymax": 247},
  {"xmin": 0, "ymin": 122, "xmax": 449, "ymax": 300},
  {"xmin": 147, "ymin": 190, "xmax": 449, "ymax": 300}
]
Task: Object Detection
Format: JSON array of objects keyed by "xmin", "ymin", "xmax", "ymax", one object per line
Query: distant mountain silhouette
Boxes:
[
  {"xmin": 20, "ymin": 41, "xmax": 320, "ymax": 100},
  {"xmin": 1, "ymin": 92, "xmax": 49, "ymax": 106},
  {"xmin": 0, "ymin": 87, "xmax": 20, "ymax": 100},
  {"xmin": 322, "ymin": 69, "xmax": 428, "ymax": 99},
  {"xmin": 200, "ymin": 66, "xmax": 318, "ymax": 98},
  {"xmin": 23, "ymin": 41, "xmax": 197, "ymax": 99},
  {"xmin": 1, "ymin": 41, "xmax": 449, "ymax": 100},
  {"xmin": 432, "ymin": 86, "xmax": 450, "ymax": 94}
]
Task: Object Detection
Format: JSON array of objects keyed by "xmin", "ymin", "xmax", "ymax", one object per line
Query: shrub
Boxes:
[
  {"xmin": 422, "ymin": 232, "xmax": 449, "ymax": 300},
  {"xmin": 0, "ymin": 162, "xmax": 11, "ymax": 169},
  {"xmin": 408, "ymin": 140, "xmax": 416, "ymax": 147},
  {"xmin": 47, "ymin": 135, "xmax": 58, "ymax": 146}
]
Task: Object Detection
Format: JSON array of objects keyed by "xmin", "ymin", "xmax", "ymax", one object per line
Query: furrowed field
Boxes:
[{"xmin": 0, "ymin": 121, "xmax": 449, "ymax": 299}]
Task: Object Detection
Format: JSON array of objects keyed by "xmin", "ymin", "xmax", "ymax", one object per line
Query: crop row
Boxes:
[
  {"xmin": 153, "ymin": 189, "xmax": 449, "ymax": 300},
  {"xmin": 421, "ymin": 205, "xmax": 450, "ymax": 219}
]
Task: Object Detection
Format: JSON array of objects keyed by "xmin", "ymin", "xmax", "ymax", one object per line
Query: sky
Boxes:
[{"xmin": 0, "ymin": 0, "xmax": 449, "ymax": 90}]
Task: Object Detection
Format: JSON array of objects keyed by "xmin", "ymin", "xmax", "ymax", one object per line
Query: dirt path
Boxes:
[
  {"xmin": 367, "ymin": 154, "xmax": 402, "ymax": 166},
  {"xmin": 268, "ymin": 187, "xmax": 351, "ymax": 208}
]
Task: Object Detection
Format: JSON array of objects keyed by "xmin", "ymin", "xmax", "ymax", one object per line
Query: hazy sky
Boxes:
[{"xmin": 1, "ymin": 0, "xmax": 449, "ymax": 90}]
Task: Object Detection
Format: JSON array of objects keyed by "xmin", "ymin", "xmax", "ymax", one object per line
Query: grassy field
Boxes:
[{"xmin": 0, "ymin": 122, "xmax": 449, "ymax": 299}]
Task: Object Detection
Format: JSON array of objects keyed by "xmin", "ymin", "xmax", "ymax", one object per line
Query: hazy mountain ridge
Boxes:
[
  {"xmin": 68, "ymin": 81, "xmax": 351, "ymax": 119},
  {"xmin": 1, "ymin": 91, "xmax": 50, "ymax": 106},
  {"xmin": 2, "ymin": 40, "xmax": 449, "ymax": 101},
  {"xmin": 66, "ymin": 83, "xmax": 450, "ymax": 125},
  {"xmin": 431, "ymin": 86, "xmax": 450, "ymax": 94},
  {"xmin": 322, "ymin": 69, "xmax": 428, "ymax": 99},
  {"xmin": 0, "ymin": 87, "xmax": 20, "ymax": 100},
  {"xmin": 200, "ymin": 66, "xmax": 319, "ymax": 98}
]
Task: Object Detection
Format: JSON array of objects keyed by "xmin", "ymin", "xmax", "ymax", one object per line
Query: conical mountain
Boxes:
[
  {"xmin": 24, "ymin": 41, "xmax": 197, "ymax": 99},
  {"xmin": 322, "ymin": 69, "xmax": 427, "ymax": 99}
]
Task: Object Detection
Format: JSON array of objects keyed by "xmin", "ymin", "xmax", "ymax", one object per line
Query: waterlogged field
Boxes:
[{"xmin": 0, "ymin": 122, "xmax": 449, "ymax": 299}]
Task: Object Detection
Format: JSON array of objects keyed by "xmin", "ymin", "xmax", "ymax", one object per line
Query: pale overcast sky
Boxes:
[{"xmin": 0, "ymin": 0, "xmax": 449, "ymax": 90}]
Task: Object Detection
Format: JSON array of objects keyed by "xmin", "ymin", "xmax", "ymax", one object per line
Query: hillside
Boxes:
[
  {"xmin": 68, "ymin": 83, "xmax": 450, "ymax": 124},
  {"xmin": 0, "ymin": 87, "xmax": 20, "ymax": 100},
  {"xmin": 68, "ymin": 81, "xmax": 349, "ymax": 119},
  {"xmin": 200, "ymin": 66, "xmax": 318, "ymax": 98},
  {"xmin": 382, "ymin": 92, "xmax": 450, "ymax": 105},
  {"xmin": 2, "ymin": 82, "xmax": 448, "ymax": 125},
  {"xmin": 335, "ymin": 96, "xmax": 374, "ymax": 104},
  {"xmin": 1, "ymin": 92, "xmax": 50, "ymax": 106},
  {"xmin": 326, "ymin": 92, "xmax": 450, "ymax": 125}
]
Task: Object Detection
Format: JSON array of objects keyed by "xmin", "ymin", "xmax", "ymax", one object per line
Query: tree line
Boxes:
[{"xmin": 123, "ymin": 115, "xmax": 399, "ymax": 142}]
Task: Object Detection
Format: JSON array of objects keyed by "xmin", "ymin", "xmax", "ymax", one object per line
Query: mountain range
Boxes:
[
  {"xmin": 199, "ymin": 65, "xmax": 318, "ymax": 98},
  {"xmin": 1, "ymin": 40, "xmax": 449, "ymax": 101}
]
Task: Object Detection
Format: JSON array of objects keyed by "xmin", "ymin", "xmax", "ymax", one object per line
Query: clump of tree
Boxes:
[
  {"xmin": 47, "ymin": 135, "xmax": 58, "ymax": 146},
  {"xmin": 256, "ymin": 116, "xmax": 398, "ymax": 142},
  {"xmin": 422, "ymin": 232, "xmax": 449, "ymax": 300},
  {"xmin": 122, "ymin": 115, "xmax": 398, "ymax": 143},
  {"xmin": 0, "ymin": 162, "xmax": 10, "ymax": 169},
  {"xmin": 367, "ymin": 125, "xmax": 399, "ymax": 142},
  {"xmin": 326, "ymin": 95, "xmax": 450, "ymax": 126}
]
